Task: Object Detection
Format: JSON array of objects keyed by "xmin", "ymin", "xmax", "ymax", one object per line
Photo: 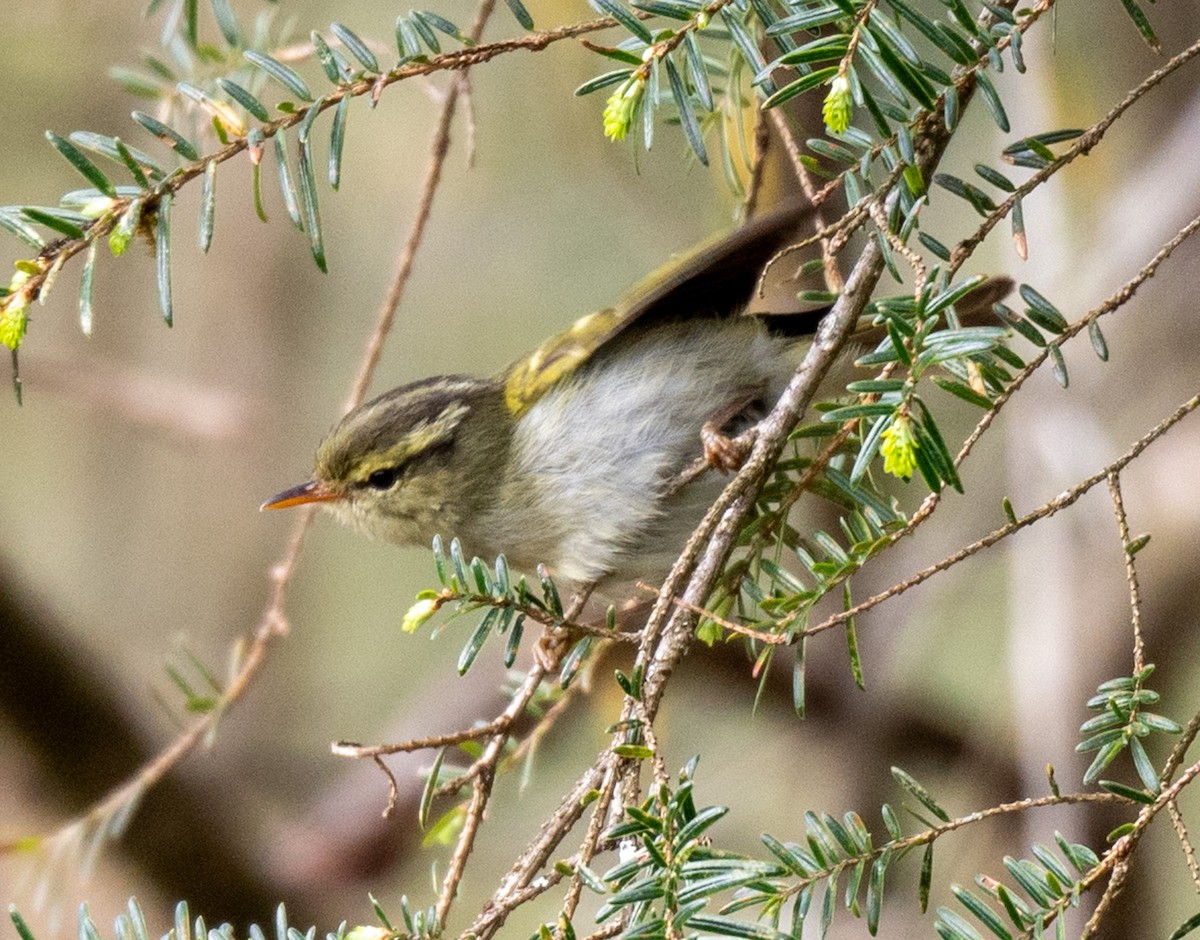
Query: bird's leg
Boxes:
[
  {"xmin": 701, "ymin": 382, "xmax": 768, "ymax": 473},
  {"xmin": 534, "ymin": 581, "xmax": 596, "ymax": 674}
]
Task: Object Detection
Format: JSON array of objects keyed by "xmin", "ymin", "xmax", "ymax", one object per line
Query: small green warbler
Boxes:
[{"xmin": 263, "ymin": 207, "xmax": 1008, "ymax": 593}]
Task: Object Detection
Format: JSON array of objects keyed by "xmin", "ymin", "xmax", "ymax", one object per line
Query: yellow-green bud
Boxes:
[
  {"xmin": 822, "ymin": 73, "xmax": 852, "ymax": 135},
  {"xmin": 0, "ymin": 292, "xmax": 30, "ymax": 351},
  {"xmin": 10, "ymin": 835, "xmax": 41, "ymax": 853},
  {"xmin": 210, "ymin": 100, "xmax": 247, "ymax": 138},
  {"xmin": 401, "ymin": 596, "xmax": 439, "ymax": 633},
  {"xmin": 695, "ymin": 618, "xmax": 722, "ymax": 646},
  {"xmin": 79, "ymin": 195, "xmax": 118, "ymax": 219},
  {"xmin": 109, "ymin": 198, "xmax": 146, "ymax": 258},
  {"xmin": 109, "ymin": 226, "xmax": 132, "ymax": 257},
  {"xmin": 880, "ymin": 412, "xmax": 918, "ymax": 480},
  {"xmin": 603, "ymin": 76, "xmax": 645, "ymax": 142}
]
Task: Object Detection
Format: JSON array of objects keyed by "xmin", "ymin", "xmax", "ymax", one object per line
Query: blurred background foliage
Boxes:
[{"xmin": 3, "ymin": 1, "xmax": 1200, "ymax": 938}]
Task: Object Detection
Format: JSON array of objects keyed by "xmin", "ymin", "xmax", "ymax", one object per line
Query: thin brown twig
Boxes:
[
  {"xmin": 765, "ymin": 107, "xmax": 814, "ymax": 201},
  {"xmin": 359, "ymin": 0, "xmax": 548, "ymax": 920},
  {"xmin": 417, "ymin": 643, "xmax": 601, "ymax": 803},
  {"xmin": 833, "ymin": 0, "xmax": 877, "ymax": 92},
  {"xmin": 373, "ymin": 755, "xmax": 401, "ymax": 818},
  {"xmin": 284, "ymin": 0, "xmax": 504, "ymax": 850},
  {"xmin": 331, "ymin": 717, "xmax": 509, "ymax": 759},
  {"xmin": 347, "ymin": 41, "xmax": 475, "ymax": 408},
  {"xmin": 328, "ymin": 614, "xmax": 607, "ymax": 814},
  {"xmin": 431, "ymin": 758, "xmax": 489, "ymax": 801},
  {"xmin": 560, "ymin": 763, "xmax": 621, "ymax": 924},
  {"xmin": 752, "ymin": 0, "xmax": 878, "ymax": 291},
  {"xmin": 1107, "ymin": 472, "xmax": 1145, "ymax": 674},
  {"xmin": 869, "ymin": 198, "xmax": 926, "ymax": 299},
  {"xmin": 635, "ymin": 707, "xmax": 669, "ymax": 794}
]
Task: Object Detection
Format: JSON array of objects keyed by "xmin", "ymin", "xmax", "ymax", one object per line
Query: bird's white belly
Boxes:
[{"xmin": 473, "ymin": 318, "xmax": 796, "ymax": 589}]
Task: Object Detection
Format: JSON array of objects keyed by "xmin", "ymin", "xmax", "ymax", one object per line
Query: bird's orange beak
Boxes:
[{"xmin": 260, "ymin": 480, "xmax": 341, "ymax": 511}]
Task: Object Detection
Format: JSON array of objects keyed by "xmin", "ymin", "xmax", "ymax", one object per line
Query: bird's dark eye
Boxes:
[{"xmin": 365, "ymin": 467, "xmax": 401, "ymax": 490}]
